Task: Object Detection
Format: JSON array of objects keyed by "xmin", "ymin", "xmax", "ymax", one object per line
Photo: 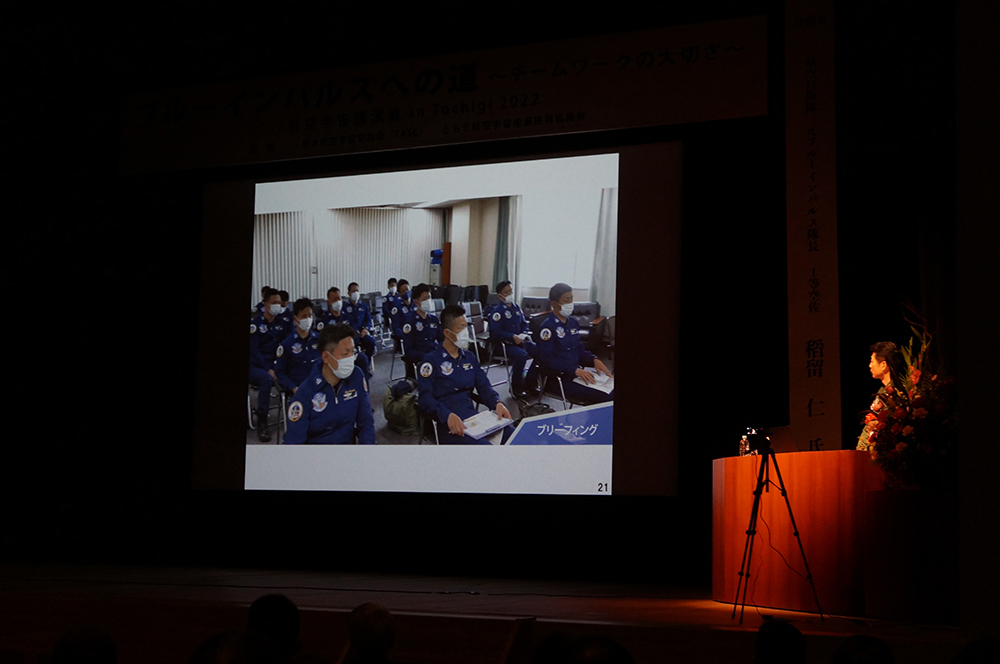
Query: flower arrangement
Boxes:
[{"xmin": 858, "ymin": 323, "xmax": 957, "ymax": 489}]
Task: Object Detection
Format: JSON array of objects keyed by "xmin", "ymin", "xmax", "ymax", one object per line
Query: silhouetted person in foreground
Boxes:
[
  {"xmin": 952, "ymin": 637, "xmax": 1000, "ymax": 664},
  {"xmin": 754, "ymin": 619, "xmax": 805, "ymax": 664},
  {"xmin": 343, "ymin": 602, "xmax": 395, "ymax": 664},
  {"xmin": 52, "ymin": 626, "xmax": 117, "ymax": 664},
  {"xmin": 533, "ymin": 630, "xmax": 633, "ymax": 664},
  {"xmin": 248, "ymin": 593, "xmax": 302, "ymax": 662},
  {"xmin": 832, "ymin": 634, "xmax": 894, "ymax": 664},
  {"xmin": 187, "ymin": 630, "xmax": 281, "ymax": 664}
]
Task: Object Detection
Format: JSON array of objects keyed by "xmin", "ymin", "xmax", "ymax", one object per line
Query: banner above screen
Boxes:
[{"xmin": 120, "ymin": 16, "xmax": 767, "ymax": 174}]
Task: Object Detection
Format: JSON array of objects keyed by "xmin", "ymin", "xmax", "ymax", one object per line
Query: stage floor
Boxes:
[{"xmin": 0, "ymin": 564, "xmax": 966, "ymax": 664}]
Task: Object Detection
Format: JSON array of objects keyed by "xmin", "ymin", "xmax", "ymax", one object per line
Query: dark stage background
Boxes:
[{"xmin": 7, "ymin": 1, "xmax": 958, "ymax": 589}]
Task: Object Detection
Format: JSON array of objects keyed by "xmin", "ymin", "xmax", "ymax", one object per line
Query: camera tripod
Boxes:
[{"xmin": 731, "ymin": 439, "xmax": 825, "ymax": 623}]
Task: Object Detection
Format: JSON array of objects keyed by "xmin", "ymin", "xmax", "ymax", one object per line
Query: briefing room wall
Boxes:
[
  {"xmin": 319, "ymin": 207, "xmax": 444, "ymax": 296},
  {"xmin": 252, "ymin": 207, "xmax": 445, "ymax": 302},
  {"xmin": 518, "ymin": 182, "xmax": 606, "ymax": 295}
]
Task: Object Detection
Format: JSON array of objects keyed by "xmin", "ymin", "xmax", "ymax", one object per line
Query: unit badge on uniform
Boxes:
[
  {"xmin": 403, "ymin": 324, "xmax": 412, "ymax": 334},
  {"xmin": 312, "ymin": 392, "xmax": 328, "ymax": 413},
  {"xmin": 540, "ymin": 328, "xmax": 552, "ymax": 340},
  {"xmin": 291, "ymin": 343, "xmax": 302, "ymax": 355},
  {"xmin": 317, "ymin": 322, "xmax": 325, "ymax": 330},
  {"xmin": 571, "ymin": 328, "xmax": 578, "ymax": 335},
  {"xmin": 260, "ymin": 324, "xmax": 268, "ymax": 333},
  {"xmin": 556, "ymin": 327, "xmax": 565, "ymax": 338},
  {"xmin": 493, "ymin": 312, "xmax": 501, "ymax": 321},
  {"xmin": 462, "ymin": 363, "xmax": 472, "ymax": 370},
  {"xmin": 440, "ymin": 361, "xmax": 454, "ymax": 376},
  {"xmin": 276, "ymin": 345, "xmax": 284, "ymax": 357},
  {"xmin": 420, "ymin": 362, "xmax": 433, "ymax": 378},
  {"xmin": 250, "ymin": 324, "xmax": 257, "ymax": 334},
  {"xmin": 505, "ymin": 310, "xmax": 512, "ymax": 319},
  {"xmin": 391, "ymin": 307, "xmax": 398, "ymax": 315},
  {"xmin": 401, "ymin": 306, "xmax": 409, "ymax": 314},
  {"xmin": 343, "ymin": 389, "xmax": 357, "ymax": 400},
  {"xmin": 288, "ymin": 401, "xmax": 303, "ymax": 423},
  {"xmin": 416, "ymin": 321, "xmax": 423, "ymax": 331}
]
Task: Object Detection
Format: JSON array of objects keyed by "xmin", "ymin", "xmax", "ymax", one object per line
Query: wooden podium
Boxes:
[{"xmin": 712, "ymin": 450, "xmax": 883, "ymax": 617}]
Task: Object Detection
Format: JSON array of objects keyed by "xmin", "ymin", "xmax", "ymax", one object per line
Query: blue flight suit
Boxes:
[
  {"xmin": 536, "ymin": 312, "xmax": 614, "ymax": 404},
  {"xmin": 417, "ymin": 344, "xmax": 512, "ymax": 445},
  {"xmin": 249, "ymin": 312, "xmax": 293, "ymax": 415},
  {"xmin": 274, "ymin": 330, "xmax": 320, "ymax": 392},
  {"xmin": 488, "ymin": 302, "xmax": 538, "ymax": 391},
  {"xmin": 284, "ymin": 361, "xmax": 375, "ymax": 445},
  {"xmin": 314, "ymin": 306, "xmax": 345, "ymax": 332},
  {"xmin": 343, "ymin": 299, "xmax": 376, "ymax": 359},
  {"xmin": 399, "ymin": 310, "xmax": 443, "ymax": 365}
]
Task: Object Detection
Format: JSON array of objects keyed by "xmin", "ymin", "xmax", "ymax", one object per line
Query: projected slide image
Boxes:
[{"xmin": 245, "ymin": 154, "xmax": 618, "ymax": 493}]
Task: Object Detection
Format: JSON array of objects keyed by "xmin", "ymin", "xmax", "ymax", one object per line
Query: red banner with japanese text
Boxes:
[{"xmin": 785, "ymin": 0, "xmax": 841, "ymax": 450}]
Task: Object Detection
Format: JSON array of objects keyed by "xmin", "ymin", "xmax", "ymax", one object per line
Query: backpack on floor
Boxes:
[{"xmin": 383, "ymin": 379, "xmax": 421, "ymax": 436}]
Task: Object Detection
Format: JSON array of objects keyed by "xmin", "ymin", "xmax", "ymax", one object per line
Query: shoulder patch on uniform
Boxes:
[
  {"xmin": 403, "ymin": 323, "xmax": 412, "ymax": 334},
  {"xmin": 260, "ymin": 323, "xmax": 268, "ymax": 333},
  {"xmin": 288, "ymin": 401, "xmax": 303, "ymax": 423},
  {"xmin": 312, "ymin": 392, "xmax": 328, "ymax": 413},
  {"xmin": 504, "ymin": 310, "xmax": 512, "ymax": 319},
  {"xmin": 420, "ymin": 362, "xmax": 433, "ymax": 378},
  {"xmin": 250, "ymin": 323, "xmax": 257, "ymax": 334},
  {"xmin": 317, "ymin": 321, "xmax": 324, "ymax": 330},
  {"xmin": 540, "ymin": 328, "xmax": 552, "ymax": 340},
  {"xmin": 492, "ymin": 312, "xmax": 501, "ymax": 321},
  {"xmin": 391, "ymin": 306, "xmax": 398, "ymax": 315},
  {"xmin": 276, "ymin": 345, "xmax": 284, "ymax": 357}
]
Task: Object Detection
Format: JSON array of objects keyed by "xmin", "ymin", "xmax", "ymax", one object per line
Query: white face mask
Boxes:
[
  {"xmin": 328, "ymin": 353, "xmax": 355, "ymax": 379},
  {"xmin": 296, "ymin": 316, "xmax": 313, "ymax": 331},
  {"xmin": 388, "ymin": 286, "xmax": 397, "ymax": 294},
  {"xmin": 560, "ymin": 302, "xmax": 575, "ymax": 318},
  {"xmin": 503, "ymin": 293, "xmax": 515, "ymax": 304},
  {"xmin": 331, "ymin": 300, "xmax": 343, "ymax": 313},
  {"xmin": 350, "ymin": 291, "xmax": 360, "ymax": 302},
  {"xmin": 451, "ymin": 327, "xmax": 471, "ymax": 350},
  {"xmin": 419, "ymin": 299, "xmax": 433, "ymax": 313}
]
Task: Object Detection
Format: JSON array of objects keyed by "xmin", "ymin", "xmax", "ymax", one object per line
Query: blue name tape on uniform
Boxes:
[{"xmin": 506, "ymin": 402, "xmax": 613, "ymax": 445}]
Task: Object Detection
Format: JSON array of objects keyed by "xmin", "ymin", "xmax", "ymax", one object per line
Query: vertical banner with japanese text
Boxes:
[{"xmin": 786, "ymin": 0, "xmax": 841, "ymax": 451}]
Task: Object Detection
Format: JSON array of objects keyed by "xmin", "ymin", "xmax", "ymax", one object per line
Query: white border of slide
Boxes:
[{"xmin": 245, "ymin": 445, "xmax": 613, "ymax": 495}]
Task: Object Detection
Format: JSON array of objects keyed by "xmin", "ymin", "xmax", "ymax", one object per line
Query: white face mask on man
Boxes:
[
  {"xmin": 268, "ymin": 303, "xmax": 284, "ymax": 316},
  {"xmin": 296, "ymin": 316, "xmax": 313, "ymax": 331},
  {"xmin": 350, "ymin": 291, "xmax": 360, "ymax": 302},
  {"xmin": 327, "ymin": 353, "xmax": 355, "ymax": 379},
  {"xmin": 560, "ymin": 302, "xmax": 575, "ymax": 318},
  {"xmin": 331, "ymin": 300, "xmax": 343, "ymax": 313},
  {"xmin": 419, "ymin": 299, "xmax": 433, "ymax": 313},
  {"xmin": 450, "ymin": 327, "xmax": 471, "ymax": 350}
]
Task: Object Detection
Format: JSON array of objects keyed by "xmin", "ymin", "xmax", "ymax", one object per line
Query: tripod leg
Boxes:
[
  {"xmin": 768, "ymin": 450, "xmax": 826, "ymax": 620},
  {"xmin": 732, "ymin": 453, "xmax": 768, "ymax": 622}
]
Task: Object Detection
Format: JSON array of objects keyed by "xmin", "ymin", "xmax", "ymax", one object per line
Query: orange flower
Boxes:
[
  {"xmin": 895, "ymin": 442, "xmax": 909, "ymax": 452},
  {"xmin": 913, "ymin": 407, "xmax": 929, "ymax": 419},
  {"xmin": 911, "ymin": 368, "xmax": 922, "ymax": 385},
  {"xmin": 902, "ymin": 425, "xmax": 914, "ymax": 436}
]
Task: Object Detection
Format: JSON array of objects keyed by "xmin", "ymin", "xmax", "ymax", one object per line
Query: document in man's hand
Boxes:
[
  {"xmin": 573, "ymin": 368, "xmax": 614, "ymax": 394},
  {"xmin": 463, "ymin": 410, "xmax": 513, "ymax": 440}
]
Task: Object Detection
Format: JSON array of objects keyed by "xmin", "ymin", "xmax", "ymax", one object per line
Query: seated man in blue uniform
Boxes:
[
  {"xmin": 344, "ymin": 282, "xmax": 376, "ymax": 363},
  {"xmin": 537, "ymin": 282, "xmax": 614, "ymax": 404},
  {"xmin": 317, "ymin": 286, "xmax": 370, "ymax": 378},
  {"xmin": 316, "ymin": 287, "xmax": 344, "ymax": 331},
  {"xmin": 418, "ymin": 305, "xmax": 513, "ymax": 444},
  {"xmin": 249, "ymin": 287, "xmax": 295, "ymax": 442},
  {"xmin": 284, "ymin": 323, "xmax": 376, "ymax": 445},
  {"xmin": 274, "ymin": 298, "xmax": 321, "ymax": 394},
  {"xmin": 488, "ymin": 280, "xmax": 539, "ymax": 400},
  {"xmin": 396, "ymin": 283, "xmax": 442, "ymax": 380}
]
